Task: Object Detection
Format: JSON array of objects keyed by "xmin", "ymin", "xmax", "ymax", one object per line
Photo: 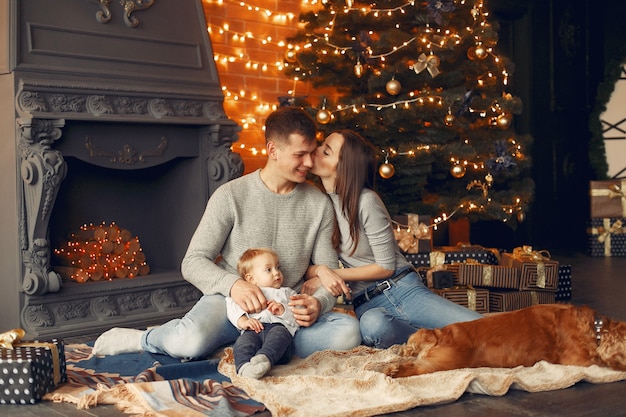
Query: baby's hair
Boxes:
[{"xmin": 237, "ymin": 247, "xmax": 279, "ymax": 277}]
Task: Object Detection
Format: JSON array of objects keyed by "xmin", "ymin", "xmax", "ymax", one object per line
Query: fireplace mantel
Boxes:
[{"xmin": 0, "ymin": 0, "xmax": 243, "ymax": 337}]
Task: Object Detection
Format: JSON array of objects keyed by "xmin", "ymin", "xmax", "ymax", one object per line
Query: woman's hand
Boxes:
[
  {"xmin": 288, "ymin": 294, "xmax": 321, "ymax": 327},
  {"xmin": 314, "ymin": 265, "xmax": 352, "ymax": 299},
  {"xmin": 301, "ymin": 277, "xmax": 322, "ymax": 296}
]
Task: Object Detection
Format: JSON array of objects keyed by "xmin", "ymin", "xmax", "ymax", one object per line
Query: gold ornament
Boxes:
[
  {"xmin": 284, "ymin": 49, "xmax": 297, "ymax": 63},
  {"xmin": 386, "ymin": 78, "xmax": 401, "ymax": 95},
  {"xmin": 496, "ymin": 112, "xmax": 512, "ymax": 129},
  {"xmin": 485, "ymin": 173, "xmax": 493, "ymax": 184},
  {"xmin": 450, "ymin": 164, "xmax": 466, "ymax": 178},
  {"xmin": 444, "ymin": 113, "xmax": 455, "ymax": 126},
  {"xmin": 474, "ymin": 44, "xmax": 488, "ymax": 60},
  {"xmin": 517, "ymin": 211, "xmax": 526, "ymax": 222},
  {"xmin": 316, "ymin": 109, "xmax": 331, "ymax": 124},
  {"xmin": 379, "ymin": 162, "xmax": 395, "ymax": 179},
  {"xmin": 467, "ymin": 46, "xmax": 477, "ymax": 60},
  {"xmin": 354, "ymin": 61, "xmax": 363, "ymax": 78}
]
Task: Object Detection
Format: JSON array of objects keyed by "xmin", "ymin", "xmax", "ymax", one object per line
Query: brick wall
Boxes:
[{"xmin": 202, "ymin": 0, "xmax": 325, "ymax": 173}]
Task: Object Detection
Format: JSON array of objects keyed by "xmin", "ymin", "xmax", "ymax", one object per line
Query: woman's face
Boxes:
[{"xmin": 311, "ymin": 132, "xmax": 344, "ymax": 186}]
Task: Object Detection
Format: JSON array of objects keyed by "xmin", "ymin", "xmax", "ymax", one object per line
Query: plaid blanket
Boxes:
[{"xmin": 44, "ymin": 343, "xmax": 265, "ymax": 416}]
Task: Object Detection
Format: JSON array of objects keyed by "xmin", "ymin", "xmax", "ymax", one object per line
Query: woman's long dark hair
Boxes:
[{"xmin": 333, "ymin": 130, "xmax": 377, "ymax": 256}]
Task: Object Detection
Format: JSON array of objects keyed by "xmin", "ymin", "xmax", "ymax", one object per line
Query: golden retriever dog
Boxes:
[{"xmin": 371, "ymin": 304, "xmax": 626, "ymax": 377}]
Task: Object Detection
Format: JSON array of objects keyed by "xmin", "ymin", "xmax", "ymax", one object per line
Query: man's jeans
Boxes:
[{"xmin": 141, "ymin": 294, "xmax": 361, "ymax": 360}]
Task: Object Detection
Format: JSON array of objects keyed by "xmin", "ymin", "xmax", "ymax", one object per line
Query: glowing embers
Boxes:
[{"xmin": 54, "ymin": 222, "xmax": 150, "ymax": 283}]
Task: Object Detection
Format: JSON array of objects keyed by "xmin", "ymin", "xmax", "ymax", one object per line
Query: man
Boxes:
[{"xmin": 93, "ymin": 107, "xmax": 361, "ymax": 359}]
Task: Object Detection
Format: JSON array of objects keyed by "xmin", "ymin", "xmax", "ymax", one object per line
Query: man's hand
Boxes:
[
  {"xmin": 288, "ymin": 294, "xmax": 321, "ymax": 327},
  {"xmin": 230, "ymin": 279, "xmax": 267, "ymax": 313}
]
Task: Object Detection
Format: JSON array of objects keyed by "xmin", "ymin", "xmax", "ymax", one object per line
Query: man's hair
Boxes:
[
  {"xmin": 264, "ymin": 106, "xmax": 317, "ymax": 146},
  {"xmin": 237, "ymin": 247, "xmax": 280, "ymax": 278}
]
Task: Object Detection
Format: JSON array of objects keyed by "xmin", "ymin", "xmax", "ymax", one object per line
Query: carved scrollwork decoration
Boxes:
[
  {"xmin": 17, "ymin": 118, "xmax": 66, "ymax": 295},
  {"xmin": 84, "ymin": 135, "xmax": 167, "ymax": 165},
  {"xmin": 92, "ymin": 0, "xmax": 112, "ymax": 24},
  {"xmin": 91, "ymin": 296, "xmax": 119, "ymax": 318},
  {"xmin": 90, "ymin": 0, "xmax": 155, "ymax": 28},
  {"xmin": 151, "ymin": 289, "xmax": 177, "ymax": 310},
  {"xmin": 121, "ymin": 0, "xmax": 156, "ymax": 28},
  {"xmin": 22, "ymin": 305, "xmax": 55, "ymax": 329}
]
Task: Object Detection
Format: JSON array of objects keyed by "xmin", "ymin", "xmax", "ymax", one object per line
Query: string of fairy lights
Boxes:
[{"xmin": 206, "ymin": 0, "xmax": 528, "ymax": 222}]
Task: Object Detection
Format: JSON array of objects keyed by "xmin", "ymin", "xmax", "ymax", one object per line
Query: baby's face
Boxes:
[{"xmin": 249, "ymin": 253, "xmax": 284, "ymax": 289}]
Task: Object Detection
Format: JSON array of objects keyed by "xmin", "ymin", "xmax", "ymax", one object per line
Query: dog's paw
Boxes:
[{"xmin": 364, "ymin": 362, "xmax": 400, "ymax": 377}]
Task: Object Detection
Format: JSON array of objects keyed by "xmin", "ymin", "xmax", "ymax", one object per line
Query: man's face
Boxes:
[{"xmin": 272, "ymin": 133, "xmax": 316, "ymax": 183}]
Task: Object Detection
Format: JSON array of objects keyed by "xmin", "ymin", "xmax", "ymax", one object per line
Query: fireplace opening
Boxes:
[{"xmin": 49, "ymin": 121, "xmax": 210, "ymax": 284}]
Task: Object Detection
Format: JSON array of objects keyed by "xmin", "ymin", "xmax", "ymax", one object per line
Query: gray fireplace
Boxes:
[{"xmin": 0, "ymin": 0, "xmax": 243, "ymax": 338}]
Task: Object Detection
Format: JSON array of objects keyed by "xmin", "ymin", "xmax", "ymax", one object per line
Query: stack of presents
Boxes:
[
  {"xmin": 588, "ymin": 179, "xmax": 626, "ymax": 257},
  {"xmin": 392, "ymin": 214, "xmax": 572, "ymax": 315},
  {"xmin": 0, "ymin": 329, "xmax": 66, "ymax": 405}
]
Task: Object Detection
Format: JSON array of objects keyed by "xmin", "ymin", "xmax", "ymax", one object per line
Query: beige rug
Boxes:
[{"xmin": 218, "ymin": 346, "xmax": 626, "ymax": 417}]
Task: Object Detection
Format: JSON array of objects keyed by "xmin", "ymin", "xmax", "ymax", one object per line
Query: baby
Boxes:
[{"xmin": 226, "ymin": 248, "xmax": 299, "ymax": 378}]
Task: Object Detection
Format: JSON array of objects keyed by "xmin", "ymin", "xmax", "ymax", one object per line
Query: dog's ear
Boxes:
[{"xmin": 403, "ymin": 329, "xmax": 438, "ymax": 356}]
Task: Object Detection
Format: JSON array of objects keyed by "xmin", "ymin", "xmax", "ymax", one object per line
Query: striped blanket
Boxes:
[{"xmin": 44, "ymin": 343, "xmax": 265, "ymax": 416}]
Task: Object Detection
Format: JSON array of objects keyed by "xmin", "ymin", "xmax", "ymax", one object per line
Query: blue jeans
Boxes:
[
  {"xmin": 141, "ymin": 294, "xmax": 361, "ymax": 360},
  {"xmin": 354, "ymin": 270, "xmax": 482, "ymax": 349}
]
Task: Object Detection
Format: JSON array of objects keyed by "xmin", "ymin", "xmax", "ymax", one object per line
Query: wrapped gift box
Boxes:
[
  {"xmin": 489, "ymin": 290, "xmax": 555, "ymax": 312},
  {"xmin": 392, "ymin": 214, "xmax": 432, "ymax": 254},
  {"xmin": 500, "ymin": 248, "xmax": 559, "ymax": 291},
  {"xmin": 433, "ymin": 286, "xmax": 489, "ymax": 314},
  {"xmin": 586, "ymin": 218, "xmax": 626, "ymax": 257},
  {"xmin": 555, "ymin": 264, "xmax": 572, "ymax": 301},
  {"xmin": 0, "ymin": 338, "xmax": 66, "ymax": 404},
  {"xmin": 457, "ymin": 263, "xmax": 520, "ymax": 290},
  {"xmin": 404, "ymin": 245, "xmax": 500, "ymax": 268},
  {"xmin": 416, "ymin": 266, "xmax": 455, "ymax": 289},
  {"xmin": 590, "ymin": 180, "xmax": 626, "ymax": 218}
]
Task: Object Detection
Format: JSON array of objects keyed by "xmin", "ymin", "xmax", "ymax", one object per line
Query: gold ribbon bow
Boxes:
[
  {"xmin": 430, "ymin": 251, "xmax": 446, "ymax": 267},
  {"xmin": 412, "ymin": 53, "xmax": 440, "ymax": 77},
  {"xmin": 0, "ymin": 328, "xmax": 61, "ymax": 385},
  {"xmin": 598, "ymin": 219, "xmax": 623, "ymax": 243},
  {"xmin": 393, "ymin": 214, "xmax": 431, "ymax": 254},
  {"xmin": 512, "ymin": 245, "xmax": 551, "ymax": 262},
  {"xmin": 590, "ymin": 181, "xmax": 626, "ymax": 217},
  {"xmin": 0, "ymin": 328, "xmax": 25, "ymax": 349},
  {"xmin": 512, "ymin": 246, "xmax": 550, "ymax": 288},
  {"xmin": 588, "ymin": 218, "xmax": 624, "ymax": 256}
]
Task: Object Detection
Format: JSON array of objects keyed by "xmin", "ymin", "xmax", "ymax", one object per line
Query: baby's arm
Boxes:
[
  {"xmin": 266, "ymin": 299, "xmax": 285, "ymax": 316},
  {"xmin": 237, "ymin": 315, "xmax": 264, "ymax": 333}
]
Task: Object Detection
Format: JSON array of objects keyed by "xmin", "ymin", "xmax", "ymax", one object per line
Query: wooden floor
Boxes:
[{"xmin": 3, "ymin": 251, "xmax": 626, "ymax": 417}]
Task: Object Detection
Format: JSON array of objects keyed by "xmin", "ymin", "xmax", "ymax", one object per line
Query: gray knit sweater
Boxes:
[
  {"xmin": 328, "ymin": 189, "xmax": 412, "ymax": 296},
  {"xmin": 181, "ymin": 170, "xmax": 339, "ymax": 314}
]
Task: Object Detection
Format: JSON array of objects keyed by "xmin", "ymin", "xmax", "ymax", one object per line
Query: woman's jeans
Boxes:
[
  {"xmin": 354, "ymin": 270, "xmax": 482, "ymax": 349},
  {"xmin": 141, "ymin": 294, "xmax": 361, "ymax": 360}
]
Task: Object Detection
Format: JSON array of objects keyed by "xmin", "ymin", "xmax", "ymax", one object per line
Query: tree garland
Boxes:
[{"xmin": 588, "ymin": 43, "xmax": 626, "ymax": 180}]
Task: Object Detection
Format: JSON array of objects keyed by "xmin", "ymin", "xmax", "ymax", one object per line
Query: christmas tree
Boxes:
[{"xmin": 283, "ymin": 0, "xmax": 533, "ymax": 227}]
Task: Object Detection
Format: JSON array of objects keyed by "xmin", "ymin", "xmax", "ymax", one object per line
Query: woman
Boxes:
[{"xmin": 305, "ymin": 130, "xmax": 482, "ymax": 348}]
